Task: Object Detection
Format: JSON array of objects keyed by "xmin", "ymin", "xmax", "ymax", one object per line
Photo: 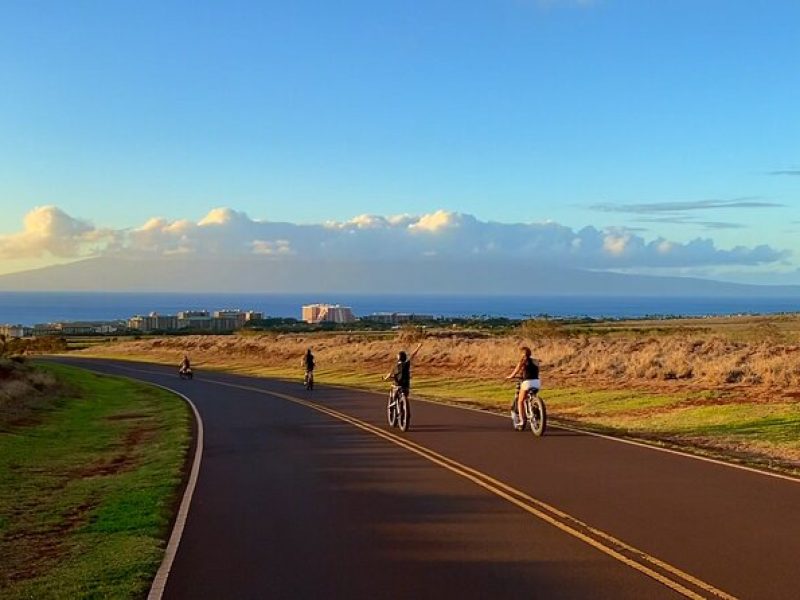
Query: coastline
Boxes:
[{"xmin": 2, "ymin": 290, "xmax": 800, "ymax": 326}]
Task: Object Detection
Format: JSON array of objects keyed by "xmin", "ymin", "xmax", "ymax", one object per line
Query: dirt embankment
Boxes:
[{"xmin": 79, "ymin": 332, "xmax": 800, "ymax": 398}]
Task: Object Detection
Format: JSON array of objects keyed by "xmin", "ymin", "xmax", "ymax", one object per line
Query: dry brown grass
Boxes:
[
  {"xmin": 77, "ymin": 329, "xmax": 800, "ymax": 399},
  {"xmin": 73, "ymin": 327, "xmax": 800, "ymax": 473}
]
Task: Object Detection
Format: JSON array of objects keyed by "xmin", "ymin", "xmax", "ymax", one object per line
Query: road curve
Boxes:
[{"xmin": 49, "ymin": 358, "xmax": 800, "ymax": 600}]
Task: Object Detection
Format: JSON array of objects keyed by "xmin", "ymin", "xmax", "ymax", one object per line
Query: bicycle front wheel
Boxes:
[
  {"xmin": 397, "ymin": 393, "xmax": 411, "ymax": 432},
  {"xmin": 387, "ymin": 391, "xmax": 398, "ymax": 428}
]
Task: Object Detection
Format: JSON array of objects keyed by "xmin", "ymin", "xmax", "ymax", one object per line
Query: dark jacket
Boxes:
[{"xmin": 391, "ymin": 359, "xmax": 411, "ymax": 388}]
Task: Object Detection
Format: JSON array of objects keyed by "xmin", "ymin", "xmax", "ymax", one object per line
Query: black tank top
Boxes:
[{"xmin": 522, "ymin": 357, "xmax": 539, "ymax": 380}]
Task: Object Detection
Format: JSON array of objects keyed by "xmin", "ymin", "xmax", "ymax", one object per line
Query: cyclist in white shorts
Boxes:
[{"xmin": 505, "ymin": 346, "xmax": 541, "ymax": 430}]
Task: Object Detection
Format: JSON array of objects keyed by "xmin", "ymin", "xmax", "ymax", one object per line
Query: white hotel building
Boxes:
[{"xmin": 301, "ymin": 304, "xmax": 356, "ymax": 324}]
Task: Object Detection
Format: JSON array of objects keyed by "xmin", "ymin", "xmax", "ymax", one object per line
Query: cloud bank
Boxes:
[
  {"xmin": 0, "ymin": 206, "xmax": 116, "ymax": 259},
  {"xmin": 0, "ymin": 205, "xmax": 789, "ymax": 271}
]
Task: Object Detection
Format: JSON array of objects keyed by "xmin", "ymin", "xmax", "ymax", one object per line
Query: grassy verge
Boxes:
[
  {"xmin": 74, "ymin": 350, "xmax": 800, "ymax": 477},
  {"xmin": 0, "ymin": 363, "xmax": 191, "ymax": 599}
]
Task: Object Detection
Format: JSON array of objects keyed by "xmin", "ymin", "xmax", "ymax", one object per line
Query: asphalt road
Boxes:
[{"xmin": 51, "ymin": 358, "xmax": 800, "ymax": 600}]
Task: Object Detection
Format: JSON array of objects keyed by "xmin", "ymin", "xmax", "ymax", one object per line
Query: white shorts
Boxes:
[{"xmin": 520, "ymin": 379, "xmax": 541, "ymax": 392}]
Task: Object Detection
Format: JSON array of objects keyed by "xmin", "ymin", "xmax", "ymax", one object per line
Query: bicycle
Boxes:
[
  {"xmin": 303, "ymin": 370, "xmax": 314, "ymax": 391},
  {"xmin": 387, "ymin": 385, "xmax": 411, "ymax": 432},
  {"xmin": 510, "ymin": 382, "xmax": 546, "ymax": 436}
]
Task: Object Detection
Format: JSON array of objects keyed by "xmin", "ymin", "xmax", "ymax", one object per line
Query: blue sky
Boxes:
[{"xmin": 1, "ymin": 0, "xmax": 799, "ymax": 281}]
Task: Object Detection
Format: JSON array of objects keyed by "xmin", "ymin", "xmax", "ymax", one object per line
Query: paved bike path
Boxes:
[{"xmin": 52, "ymin": 358, "xmax": 800, "ymax": 599}]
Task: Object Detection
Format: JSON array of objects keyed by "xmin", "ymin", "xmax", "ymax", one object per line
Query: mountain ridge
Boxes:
[{"xmin": 2, "ymin": 256, "xmax": 800, "ymax": 297}]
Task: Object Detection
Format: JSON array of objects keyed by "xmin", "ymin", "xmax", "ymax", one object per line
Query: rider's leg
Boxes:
[{"xmin": 517, "ymin": 388, "xmax": 526, "ymax": 426}]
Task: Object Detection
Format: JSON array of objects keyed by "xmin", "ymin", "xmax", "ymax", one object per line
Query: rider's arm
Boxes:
[
  {"xmin": 408, "ymin": 342, "xmax": 423, "ymax": 362},
  {"xmin": 384, "ymin": 361, "xmax": 400, "ymax": 381},
  {"xmin": 505, "ymin": 358, "xmax": 523, "ymax": 380}
]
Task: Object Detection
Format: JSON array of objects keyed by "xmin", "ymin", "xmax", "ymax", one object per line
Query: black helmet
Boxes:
[{"xmin": 398, "ymin": 351, "xmax": 407, "ymax": 361}]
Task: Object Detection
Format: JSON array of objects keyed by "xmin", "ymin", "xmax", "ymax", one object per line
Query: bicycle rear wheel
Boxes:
[{"xmin": 526, "ymin": 393, "xmax": 546, "ymax": 436}]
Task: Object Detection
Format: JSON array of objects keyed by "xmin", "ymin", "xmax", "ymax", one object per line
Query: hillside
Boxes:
[{"xmin": 3, "ymin": 256, "xmax": 800, "ymax": 296}]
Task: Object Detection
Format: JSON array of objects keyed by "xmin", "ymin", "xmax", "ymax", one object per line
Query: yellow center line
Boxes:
[
  {"xmin": 200, "ymin": 377, "xmax": 737, "ymax": 600},
  {"xmin": 79, "ymin": 362, "xmax": 737, "ymax": 599}
]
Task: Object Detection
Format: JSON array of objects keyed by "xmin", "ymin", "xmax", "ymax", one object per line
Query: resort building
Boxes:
[
  {"xmin": 127, "ymin": 309, "xmax": 263, "ymax": 333},
  {"xmin": 212, "ymin": 309, "xmax": 265, "ymax": 329},
  {"xmin": 177, "ymin": 311, "xmax": 214, "ymax": 330},
  {"xmin": 302, "ymin": 304, "xmax": 356, "ymax": 324},
  {"xmin": 128, "ymin": 313, "xmax": 179, "ymax": 332}
]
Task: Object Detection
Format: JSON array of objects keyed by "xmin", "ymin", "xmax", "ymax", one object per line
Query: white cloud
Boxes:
[
  {"xmin": 409, "ymin": 210, "xmax": 465, "ymax": 233},
  {"xmin": 602, "ymin": 234, "xmax": 629, "ymax": 256},
  {"xmin": 0, "ymin": 205, "xmax": 114, "ymax": 259},
  {"xmin": 657, "ymin": 240, "xmax": 674, "ymax": 255},
  {"xmin": 0, "ymin": 205, "xmax": 790, "ymax": 272},
  {"xmin": 252, "ymin": 239, "xmax": 293, "ymax": 256}
]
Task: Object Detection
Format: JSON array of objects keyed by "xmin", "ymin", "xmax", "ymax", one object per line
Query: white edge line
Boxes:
[
  {"xmin": 322, "ymin": 381, "xmax": 800, "ymax": 485},
  {"xmin": 409, "ymin": 394, "xmax": 800, "ymax": 485},
  {"xmin": 67, "ymin": 358, "xmax": 800, "ymax": 485},
  {"xmin": 145, "ymin": 382, "xmax": 204, "ymax": 600}
]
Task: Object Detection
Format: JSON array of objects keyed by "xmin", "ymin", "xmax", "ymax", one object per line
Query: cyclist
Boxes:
[
  {"xmin": 179, "ymin": 354, "xmax": 191, "ymax": 374},
  {"xmin": 302, "ymin": 348, "xmax": 315, "ymax": 385},
  {"xmin": 505, "ymin": 346, "xmax": 540, "ymax": 430},
  {"xmin": 383, "ymin": 341, "xmax": 423, "ymax": 399}
]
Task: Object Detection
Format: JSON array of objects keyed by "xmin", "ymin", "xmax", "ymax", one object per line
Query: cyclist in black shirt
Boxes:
[
  {"xmin": 505, "ymin": 346, "xmax": 541, "ymax": 430},
  {"xmin": 302, "ymin": 348, "xmax": 315, "ymax": 373},
  {"xmin": 384, "ymin": 342, "xmax": 423, "ymax": 398},
  {"xmin": 302, "ymin": 348, "xmax": 315, "ymax": 387}
]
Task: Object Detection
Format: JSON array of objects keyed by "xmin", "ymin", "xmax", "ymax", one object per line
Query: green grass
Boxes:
[
  {"xmin": 74, "ymin": 351, "xmax": 800, "ymax": 475},
  {"xmin": 619, "ymin": 402, "xmax": 800, "ymax": 442},
  {"xmin": 222, "ymin": 365, "xmax": 800, "ymax": 472},
  {"xmin": 0, "ymin": 363, "xmax": 191, "ymax": 599}
]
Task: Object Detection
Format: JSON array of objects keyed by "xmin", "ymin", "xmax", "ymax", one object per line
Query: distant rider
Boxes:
[
  {"xmin": 179, "ymin": 354, "xmax": 191, "ymax": 374},
  {"xmin": 384, "ymin": 342, "xmax": 423, "ymax": 398},
  {"xmin": 505, "ymin": 346, "xmax": 540, "ymax": 430},
  {"xmin": 302, "ymin": 348, "xmax": 315, "ymax": 379}
]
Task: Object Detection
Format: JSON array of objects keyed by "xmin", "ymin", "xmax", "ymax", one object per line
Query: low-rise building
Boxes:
[
  {"xmin": 128, "ymin": 313, "xmax": 178, "ymax": 332},
  {"xmin": 245, "ymin": 310, "xmax": 264, "ymax": 322},
  {"xmin": 32, "ymin": 323, "xmax": 62, "ymax": 337},
  {"xmin": 31, "ymin": 321, "xmax": 122, "ymax": 336},
  {"xmin": 177, "ymin": 311, "xmax": 214, "ymax": 331},
  {"xmin": 127, "ymin": 309, "xmax": 263, "ymax": 333},
  {"xmin": 362, "ymin": 312, "xmax": 435, "ymax": 325},
  {"xmin": 302, "ymin": 304, "xmax": 356, "ymax": 324},
  {"xmin": 0, "ymin": 324, "xmax": 31, "ymax": 338},
  {"xmin": 212, "ymin": 309, "xmax": 264, "ymax": 328}
]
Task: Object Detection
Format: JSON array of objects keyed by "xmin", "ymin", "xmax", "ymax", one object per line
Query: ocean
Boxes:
[{"xmin": 1, "ymin": 292, "xmax": 799, "ymax": 326}]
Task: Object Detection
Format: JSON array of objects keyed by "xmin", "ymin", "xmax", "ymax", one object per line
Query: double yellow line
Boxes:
[{"xmin": 205, "ymin": 378, "xmax": 737, "ymax": 600}]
